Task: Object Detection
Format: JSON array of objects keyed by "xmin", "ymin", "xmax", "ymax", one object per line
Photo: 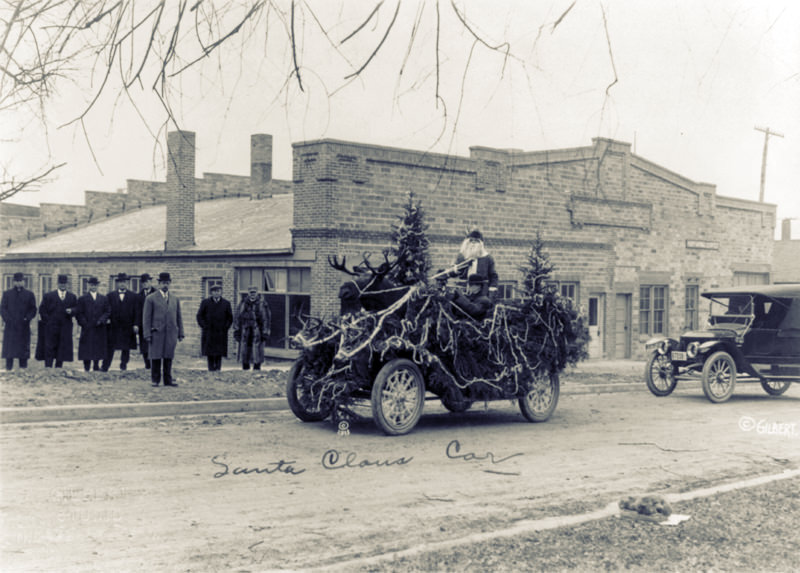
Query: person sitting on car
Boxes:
[{"xmin": 448, "ymin": 274, "xmax": 493, "ymax": 321}]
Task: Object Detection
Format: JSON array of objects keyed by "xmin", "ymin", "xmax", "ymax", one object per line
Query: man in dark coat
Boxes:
[
  {"xmin": 38, "ymin": 274, "xmax": 78, "ymax": 368},
  {"xmin": 1, "ymin": 272, "xmax": 37, "ymax": 370},
  {"xmin": 103, "ymin": 273, "xmax": 138, "ymax": 371},
  {"xmin": 196, "ymin": 284, "xmax": 233, "ymax": 371},
  {"xmin": 137, "ymin": 273, "xmax": 156, "ymax": 369},
  {"xmin": 143, "ymin": 272, "xmax": 184, "ymax": 386},
  {"xmin": 450, "ymin": 274, "xmax": 493, "ymax": 321},
  {"xmin": 76, "ymin": 276, "xmax": 111, "ymax": 371}
]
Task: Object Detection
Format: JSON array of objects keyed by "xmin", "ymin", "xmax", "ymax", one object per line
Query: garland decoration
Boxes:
[{"xmin": 292, "ymin": 225, "xmax": 589, "ymax": 424}]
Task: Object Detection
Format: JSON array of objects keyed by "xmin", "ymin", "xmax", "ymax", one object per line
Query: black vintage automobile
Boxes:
[
  {"xmin": 645, "ymin": 284, "xmax": 800, "ymax": 403},
  {"xmin": 286, "ymin": 275, "xmax": 587, "ymax": 435}
]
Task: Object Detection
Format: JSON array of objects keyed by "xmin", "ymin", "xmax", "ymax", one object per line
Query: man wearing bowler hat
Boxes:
[
  {"xmin": 143, "ymin": 272, "xmax": 184, "ymax": 386},
  {"xmin": 137, "ymin": 273, "xmax": 156, "ymax": 369},
  {"xmin": 103, "ymin": 272, "xmax": 138, "ymax": 371},
  {"xmin": 1, "ymin": 272, "xmax": 37, "ymax": 370},
  {"xmin": 38, "ymin": 274, "xmax": 78, "ymax": 368},
  {"xmin": 76, "ymin": 276, "xmax": 110, "ymax": 371}
]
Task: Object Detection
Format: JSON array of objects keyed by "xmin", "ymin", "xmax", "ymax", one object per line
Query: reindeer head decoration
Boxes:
[{"xmin": 329, "ymin": 250, "xmax": 409, "ymax": 315}]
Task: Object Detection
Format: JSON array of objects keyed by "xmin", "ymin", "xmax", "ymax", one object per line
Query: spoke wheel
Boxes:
[
  {"xmin": 519, "ymin": 372, "xmax": 560, "ymax": 422},
  {"xmin": 371, "ymin": 359, "xmax": 425, "ymax": 435},
  {"xmin": 645, "ymin": 351, "xmax": 678, "ymax": 397},
  {"xmin": 701, "ymin": 351, "xmax": 737, "ymax": 403},
  {"xmin": 760, "ymin": 379, "xmax": 792, "ymax": 396},
  {"xmin": 286, "ymin": 360, "xmax": 331, "ymax": 422}
]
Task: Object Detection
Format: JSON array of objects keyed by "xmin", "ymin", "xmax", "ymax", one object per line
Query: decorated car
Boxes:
[
  {"xmin": 644, "ymin": 284, "xmax": 800, "ymax": 402},
  {"xmin": 286, "ymin": 199, "xmax": 589, "ymax": 435}
]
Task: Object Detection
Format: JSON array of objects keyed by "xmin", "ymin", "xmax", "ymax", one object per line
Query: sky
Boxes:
[{"xmin": 4, "ymin": 0, "xmax": 799, "ymax": 238}]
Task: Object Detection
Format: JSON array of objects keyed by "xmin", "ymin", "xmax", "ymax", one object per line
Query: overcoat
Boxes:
[
  {"xmin": 234, "ymin": 295, "xmax": 270, "ymax": 364},
  {"xmin": 196, "ymin": 297, "xmax": 233, "ymax": 357},
  {"xmin": 137, "ymin": 286, "xmax": 156, "ymax": 356},
  {"xmin": 1, "ymin": 287, "xmax": 37, "ymax": 360},
  {"xmin": 76, "ymin": 293, "xmax": 110, "ymax": 361},
  {"xmin": 38, "ymin": 289, "xmax": 78, "ymax": 362},
  {"xmin": 142, "ymin": 290, "xmax": 184, "ymax": 360},
  {"xmin": 107, "ymin": 290, "xmax": 138, "ymax": 350}
]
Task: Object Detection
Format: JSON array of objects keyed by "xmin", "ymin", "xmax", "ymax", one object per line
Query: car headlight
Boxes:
[
  {"xmin": 686, "ymin": 342, "xmax": 699, "ymax": 358},
  {"xmin": 657, "ymin": 340, "xmax": 670, "ymax": 355}
]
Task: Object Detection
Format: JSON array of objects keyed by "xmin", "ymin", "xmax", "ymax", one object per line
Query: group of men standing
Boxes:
[{"xmin": 2, "ymin": 271, "xmax": 272, "ymax": 380}]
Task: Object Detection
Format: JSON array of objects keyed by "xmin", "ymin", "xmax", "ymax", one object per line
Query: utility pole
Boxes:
[{"xmin": 754, "ymin": 126, "xmax": 784, "ymax": 202}]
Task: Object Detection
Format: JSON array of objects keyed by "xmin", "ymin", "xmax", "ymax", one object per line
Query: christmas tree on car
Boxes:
[{"xmin": 288, "ymin": 193, "xmax": 589, "ymax": 435}]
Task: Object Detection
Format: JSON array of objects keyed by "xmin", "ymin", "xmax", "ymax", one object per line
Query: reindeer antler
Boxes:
[
  {"xmin": 328, "ymin": 255, "xmax": 360, "ymax": 276},
  {"xmin": 362, "ymin": 247, "xmax": 408, "ymax": 277}
]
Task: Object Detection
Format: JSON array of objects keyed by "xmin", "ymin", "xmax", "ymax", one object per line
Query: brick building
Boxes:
[
  {"xmin": 1, "ymin": 132, "xmax": 777, "ymax": 361},
  {"xmin": 773, "ymin": 219, "xmax": 800, "ymax": 284}
]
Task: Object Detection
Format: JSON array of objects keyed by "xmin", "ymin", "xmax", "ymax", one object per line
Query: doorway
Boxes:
[
  {"xmin": 614, "ymin": 293, "xmax": 632, "ymax": 359},
  {"xmin": 587, "ymin": 294, "xmax": 605, "ymax": 358}
]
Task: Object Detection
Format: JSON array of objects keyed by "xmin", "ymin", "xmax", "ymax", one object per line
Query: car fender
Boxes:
[
  {"xmin": 698, "ymin": 340, "xmax": 744, "ymax": 364},
  {"xmin": 645, "ymin": 335, "xmax": 678, "ymax": 355}
]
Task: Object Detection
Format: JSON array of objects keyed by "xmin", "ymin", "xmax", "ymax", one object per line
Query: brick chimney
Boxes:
[
  {"xmin": 165, "ymin": 131, "xmax": 196, "ymax": 250},
  {"xmin": 250, "ymin": 134, "xmax": 273, "ymax": 195},
  {"xmin": 781, "ymin": 218, "xmax": 792, "ymax": 241}
]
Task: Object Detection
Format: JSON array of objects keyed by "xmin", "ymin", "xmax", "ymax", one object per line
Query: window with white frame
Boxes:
[
  {"xmin": 684, "ymin": 285, "xmax": 699, "ymax": 330},
  {"xmin": 494, "ymin": 281, "xmax": 517, "ymax": 300},
  {"xmin": 640, "ymin": 285, "xmax": 668, "ymax": 335}
]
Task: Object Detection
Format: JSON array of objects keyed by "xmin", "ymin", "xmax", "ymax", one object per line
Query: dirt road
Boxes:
[{"xmin": 2, "ymin": 382, "xmax": 798, "ymax": 571}]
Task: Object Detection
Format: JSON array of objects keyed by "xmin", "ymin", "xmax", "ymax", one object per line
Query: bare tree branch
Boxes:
[
  {"xmin": 343, "ymin": 0, "xmax": 400, "ymax": 80},
  {"xmin": 340, "ymin": 1, "xmax": 383, "ymax": 45},
  {"xmin": 1, "ymin": 162, "xmax": 66, "ymax": 202},
  {"xmin": 291, "ymin": 0, "xmax": 303, "ymax": 91}
]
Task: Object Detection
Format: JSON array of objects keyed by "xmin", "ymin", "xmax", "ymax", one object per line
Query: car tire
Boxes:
[
  {"xmin": 645, "ymin": 351, "xmax": 678, "ymax": 397},
  {"xmin": 286, "ymin": 360, "xmax": 332, "ymax": 422},
  {"xmin": 519, "ymin": 371, "xmax": 560, "ymax": 422},
  {"xmin": 371, "ymin": 358, "xmax": 425, "ymax": 435},
  {"xmin": 701, "ymin": 351, "xmax": 737, "ymax": 403},
  {"xmin": 760, "ymin": 379, "xmax": 792, "ymax": 396}
]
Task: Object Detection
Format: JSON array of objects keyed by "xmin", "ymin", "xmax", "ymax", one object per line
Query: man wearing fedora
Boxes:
[
  {"xmin": 196, "ymin": 284, "xmax": 233, "ymax": 371},
  {"xmin": 143, "ymin": 272, "xmax": 184, "ymax": 386},
  {"xmin": 1, "ymin": 272, "xmax": 37, "ymax": 370},
  {"xmin": 137, "ymin": 273, "xmax": 156, "ymax": 369},
  {"xmin": 76, "ymin": 276, "xmax": 110, "ymax": 371},
  {"xmin": 38, "ymin": 274, "xmax": 78, "ymax": 368},
  {"xmin": 103, "ymin": 272, "xmax": 138, "ymax": 371},
  {"xmin": 449, "ymin": 273, "xmax": 494, "ymax": 321}
]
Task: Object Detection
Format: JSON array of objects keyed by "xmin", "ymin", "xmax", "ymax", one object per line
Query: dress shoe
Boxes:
[{"xmin": 164, "ymin": 382, "xmax": 178, "ymax": 387}]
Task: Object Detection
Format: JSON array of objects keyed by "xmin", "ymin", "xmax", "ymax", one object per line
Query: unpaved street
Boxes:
[{"xmin": 2, "ymin": 382, "xmax": 799, "ymax": 572}]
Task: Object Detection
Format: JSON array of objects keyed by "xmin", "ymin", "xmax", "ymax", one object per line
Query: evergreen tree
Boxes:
[
  {"xmin": 384, "ymin": 192, "xmax": 431, "ymax": 286},
  {"xmin": 519, "ymin": 230, "xmax": 555, "ymax": 296}
]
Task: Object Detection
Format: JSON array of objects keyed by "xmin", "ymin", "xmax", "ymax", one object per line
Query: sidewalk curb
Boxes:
[
  {"xmin": 0, "ymin": 397, "xmax": 287, "ymax": 424},
  {"xmin": 0, "ymin": 382, "xmax": 642, "ymax": 424}
]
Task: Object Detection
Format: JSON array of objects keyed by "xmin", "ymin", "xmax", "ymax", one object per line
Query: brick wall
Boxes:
[
  {"xmin": 165, "ymin": 131, "xmax": 196, "ymax": 250},
  {"xmin": 291, "ymin": 137, "xmax": 775, "ymax": 359}
]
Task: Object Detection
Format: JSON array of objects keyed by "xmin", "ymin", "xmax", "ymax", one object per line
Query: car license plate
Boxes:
[{"xmin": 671, "ymin": 351, "xmax": 687, "ymax": 361}]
